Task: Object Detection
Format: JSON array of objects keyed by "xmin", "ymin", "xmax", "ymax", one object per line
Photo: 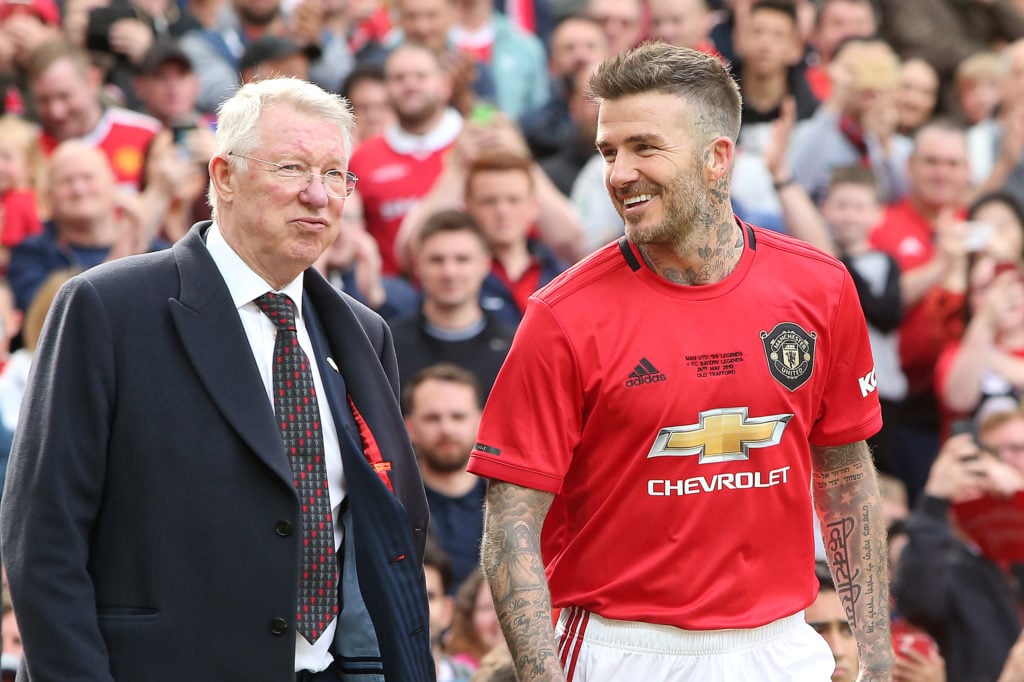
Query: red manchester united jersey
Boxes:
[
  {"xmin": 40, "ymin": 106, "xmax": 159, "ymax": 191},
  {"xmin": 467, "ymin": 221, "xmax": 882, "ymax": 630}
]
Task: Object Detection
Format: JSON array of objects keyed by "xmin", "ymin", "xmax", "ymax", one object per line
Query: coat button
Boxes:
[
  {"xmin": 274, "ymin": 520, "xmax": 293, "ymax": 536},
  {"xmin": 270, "ymin": 618, "xmax": 288, "ymax": 635}
]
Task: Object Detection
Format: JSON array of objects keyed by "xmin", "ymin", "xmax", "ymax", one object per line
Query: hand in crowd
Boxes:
[
  {"xmin": 972, "ymin": 268, "xmax": 1024, "ymax": 336},
  {"xmin": 288, "ymin": 0, "xmax": 324, "ymax": 47},
  {"xmin": 62, "ymin": 0, "xmax": 109, "ymax": 47},
  {"xmin": 893, "ymin": 645, "xmax": 947, "ymax": 682},
  {"xmin": 107, "ymin": 17, "xmax": 155, "ymax": 65},
  {"xmin": 924, "ymin": 433, "xmax": 996, "ymax": 502},
  {"xmin": 933, "ymin": 211, "xmax": 973, "ymax": 281},
  {"xmin": 147, "ymin": 133, "xmax": 206, "ymax": 205},
  {"xmin": 441, "ymin": 50, "xmax": 478, "ymax": 117},
  {"xmin": 823, "ymin": 56, "xmax": 857, "ymax": 115},
  {"xmin": 176, "ymin": 125, "xmax": 216, "ymax": 167},
  {"xmin": 451, "ymin": 114, "xmax": 530, "ymax": 169},
  {"xmin": 860, "ymin": 89, "xmax": 899, "ymax": 152},
  {"xmin": 924, "ymin": 433, "xmax": 1024, "ymax": 502},
  {"xmin": 0, "ymin": 13, "xmax": 60, "ymax": 67}
]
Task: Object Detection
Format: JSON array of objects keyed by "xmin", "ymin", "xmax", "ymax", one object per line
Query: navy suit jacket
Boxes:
[{"xmin": 0, "ymin": 223, "xmax": 434, "ymax": 681}]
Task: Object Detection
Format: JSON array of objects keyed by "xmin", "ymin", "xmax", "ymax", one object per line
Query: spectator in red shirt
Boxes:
[{"xmin": 0, "ymin": 115, "xmax": 45, "ymax": 267}]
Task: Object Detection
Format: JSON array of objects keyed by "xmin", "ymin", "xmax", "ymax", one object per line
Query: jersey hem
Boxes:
[
  {"xmin": 466, "ymin": 454, "xmax": 563, "ymax": 494},
  {"xmin": 809, "ymin": 411, "xmax": 883, "ymax": 448}
]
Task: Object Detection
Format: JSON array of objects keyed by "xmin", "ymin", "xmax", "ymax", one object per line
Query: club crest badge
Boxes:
[{"xmin": 760, "ymin": 322, "xmax": 816, "ymax": 392}]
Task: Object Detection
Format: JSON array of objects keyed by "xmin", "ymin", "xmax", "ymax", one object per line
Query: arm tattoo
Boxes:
[
  {"xmin": 811, "ymin": 441, "xmax": 894, "ymax": 675},
  {"xmin": 480, "ymin": 481, "xmax": 565, "ymax": 682}
]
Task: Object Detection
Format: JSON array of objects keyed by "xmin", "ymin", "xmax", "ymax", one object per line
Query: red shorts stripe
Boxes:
[
  {"xmin": 559, "ymin": 606, "xmax": 583, "ymax": 667},
  {"xmin": 565, "ymin": 609, "xmax": 590, "ymax": 681}
]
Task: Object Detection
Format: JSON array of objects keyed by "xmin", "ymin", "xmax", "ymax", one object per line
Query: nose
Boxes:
[
  {"xmin": 607, "ymin": 153, "xmax": 639, "ymax": 189},
  {"xmin": 300, "ymin": 174, "xmax": 331, "ymax": 207}
]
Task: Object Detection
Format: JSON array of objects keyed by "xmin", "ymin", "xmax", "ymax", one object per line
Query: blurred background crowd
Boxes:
[{"xmin": 4, "ymin": 0, "xmax": 1024, "ymax": 679}]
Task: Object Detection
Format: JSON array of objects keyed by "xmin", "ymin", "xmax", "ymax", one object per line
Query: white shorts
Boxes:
[{"xmin": 555, "ymin": 606, "xmax": 835, "ymax": 681}]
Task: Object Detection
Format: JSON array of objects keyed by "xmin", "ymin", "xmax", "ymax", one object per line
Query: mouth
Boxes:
[
  {"xmin": 622, "ymin": 193, "xmax": 654, "ymax": 213},
  {"xmin": 293, "ymin": 217, "xmax": 328, "ymax": 230}
]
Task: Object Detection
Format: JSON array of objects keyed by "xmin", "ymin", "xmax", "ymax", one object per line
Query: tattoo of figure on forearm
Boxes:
[{"xmin": 484, "ymin": 485, "xmax": 560, "ymax": 681}]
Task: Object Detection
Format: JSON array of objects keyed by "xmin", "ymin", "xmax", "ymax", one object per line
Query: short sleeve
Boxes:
[
  {"xmin": 808, "ymin": 267, "xmax": 883, "ymax": 446},
  {"xmin": 467, "ymin": 299, "xmax": 583, "ymax": 493}
]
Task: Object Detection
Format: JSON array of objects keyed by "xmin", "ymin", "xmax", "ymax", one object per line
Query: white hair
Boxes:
[{"xmin": 207, "ymin": 78, "xmax": 355, "ymax": 218}]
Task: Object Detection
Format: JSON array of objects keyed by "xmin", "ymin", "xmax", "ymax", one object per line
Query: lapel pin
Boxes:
[{"xmin": 326, "ymin": 357, "xmax": 340, "ymax": 373}]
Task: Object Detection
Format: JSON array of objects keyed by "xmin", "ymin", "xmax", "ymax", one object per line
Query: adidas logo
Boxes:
[{"xmin": 625, "ymin": 358, "xmax": 667, "ymax": 387}]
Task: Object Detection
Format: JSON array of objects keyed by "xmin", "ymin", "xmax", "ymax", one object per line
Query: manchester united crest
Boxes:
[{"xmin": 760, "ymin": 322, "xmax": 816, "ymax": 392}]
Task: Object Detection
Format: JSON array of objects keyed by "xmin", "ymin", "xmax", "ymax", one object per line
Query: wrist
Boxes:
[{"xmin": 773, "ymin": 176, "xmax": 795, "ymax": 191}]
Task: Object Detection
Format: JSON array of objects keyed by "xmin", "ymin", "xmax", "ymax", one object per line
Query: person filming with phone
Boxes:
[{"xmin": 893, "ymin": 408, "xmax": 1024, "ymax": 682}]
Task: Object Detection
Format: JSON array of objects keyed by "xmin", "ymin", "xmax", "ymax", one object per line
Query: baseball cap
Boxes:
[
  {"xmin": 137, "ymin": 38, "xmax": 193, "ymax": 76},
  {"xmin": 239, "ymin": 35, "xmax": 322, "ymax": 73}
]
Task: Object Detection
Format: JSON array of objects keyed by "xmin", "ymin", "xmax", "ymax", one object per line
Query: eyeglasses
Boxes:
[{"xmin": 228, "ymin": 151, "xmax": 358, "ymax": 198}]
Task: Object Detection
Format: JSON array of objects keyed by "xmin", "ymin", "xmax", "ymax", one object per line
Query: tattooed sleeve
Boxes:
[
  {"xmin": 480, "ymin": 480, "xmax": 566, "ymax": 682},
  {"xmin": 811, "ymin": 440, "xmax": 894, "ymax": 678}
]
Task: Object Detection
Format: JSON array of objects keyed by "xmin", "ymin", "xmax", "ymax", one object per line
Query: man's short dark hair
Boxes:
[
  {"xmin": 827, "ymin": 165, "xmax": 880, "ymax": 197},
  {"xmin": 751, "ymin": 0, "xmax": 798, "ymax": 25},
  {"xmin": 466, "ymin": 152, "xmax": 535, "ymax": 197},
  {"xmin": 815, "ymin": 0, "xmax": 878, "ymax": 29},
  {"xmin": 417, "ymin": 208, "xmax": 489, "ymax": 250},
  {"xmin": 815, "ymin": 561, "xmax": 837, "ymax": 593},
  {"xmin": 401, "ymin": 362, "xmax": 483, "ymax": 415},
  {"xmin": 588, "ymin": 41, "xmax": 743, "ymax": 142},
  {"xmin": 341, "ymin": 61, "xmax": 386, "ymax": 100},
  {"xmin": 551, "ymin": 12, "xmax": 605, "ymax": 36}
]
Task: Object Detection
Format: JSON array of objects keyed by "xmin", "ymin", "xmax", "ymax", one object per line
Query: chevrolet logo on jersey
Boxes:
[{"xmin": 646, "ymin": 407, "xmax": 794, "ymax": 464}]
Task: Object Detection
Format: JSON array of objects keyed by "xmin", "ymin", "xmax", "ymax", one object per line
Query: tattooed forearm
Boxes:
[
  {"xmin": 812, "ymin": 441, "xmax": 894, "ymax": 676},
  {"xmin": 480, "ymin": 481, "xmax": 565, "ymax": 682}
]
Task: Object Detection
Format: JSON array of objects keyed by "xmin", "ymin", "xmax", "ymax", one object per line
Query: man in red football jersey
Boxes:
[{"xmin": 470, "ymin": 42, "xmax": 892, "ymax": 681}]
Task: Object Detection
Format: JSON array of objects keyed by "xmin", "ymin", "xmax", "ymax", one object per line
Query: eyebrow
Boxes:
[{"xmin": 595, "ymin": 132, "xmax": 666, "ymax": 150}]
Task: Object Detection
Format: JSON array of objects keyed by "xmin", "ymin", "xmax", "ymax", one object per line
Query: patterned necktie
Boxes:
[{"xmin": 254, "ymin": 292, "xmax": 338, "ymax": 643}]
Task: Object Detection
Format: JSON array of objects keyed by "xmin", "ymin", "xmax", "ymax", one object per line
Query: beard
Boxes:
[
  {"xmin": 418, "ymin": 440, "xmax": 472, "ymax": 474},
  {"xmin": 237, "ymin": 4, "xmax": 279, "ymax": 26},
  {"xmin": 618, "ymin": 155, "xmax": 715, "ymax": 246},
  {"xmin": 396, "ymin": 96, "xmax": 443, "ymax": 130}
]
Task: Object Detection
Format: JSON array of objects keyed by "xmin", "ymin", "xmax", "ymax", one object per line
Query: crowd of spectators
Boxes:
[{"xmin": 7, "ymin": 0, "xmax": 1024, "ymax": 678}]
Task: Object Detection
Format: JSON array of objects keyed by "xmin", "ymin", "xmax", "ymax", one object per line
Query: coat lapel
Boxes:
[
  {"xmin": 303, "ymin": 272, "xmax": 403, "ymax": 446},
  {"xmin": 167, "ymin": 225, "xmax": 293, "ymax": 487}
]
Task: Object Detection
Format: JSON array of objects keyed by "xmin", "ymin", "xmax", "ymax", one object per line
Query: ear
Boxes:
[
  {"xmin": 705, "ymin": 136, "xmax": 736, "ymax": 183},
  {"xmin": 86, "ymin": 64, "xmax": 104, "ymax": 92},
  {"xmin": 527, "ymin": 192, "xmax": 541, "ymax": 224},
  {"xmin": 208, "ymin": 154, "xmax": 236, "ymax": 208},
  {"xmin": 786, "ymin": 41, "xmax": 803, "ymax": 66},
  {"xmin": 439, "ymin": 70, "xmax": 454, "ymax": 105},
  {"xmin": 440, "ymin": 595, "xmax": 455, "ymax": 630}
]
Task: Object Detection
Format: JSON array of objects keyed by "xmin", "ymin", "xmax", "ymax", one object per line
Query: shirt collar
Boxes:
[{"xmin": 206, "ymin": 223, "xmax": 306, "ymax": 316}]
